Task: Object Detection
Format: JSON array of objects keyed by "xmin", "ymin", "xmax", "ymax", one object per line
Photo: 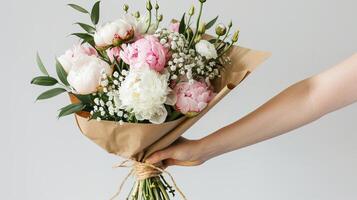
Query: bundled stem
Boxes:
[{"xmin": 128, "ymin": 176, "xmax": 174, "ymax": 200}]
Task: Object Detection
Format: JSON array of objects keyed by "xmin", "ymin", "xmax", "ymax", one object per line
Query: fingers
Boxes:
[
  {"xmin": 146, "ymin": 148, "xmax": 173, "ymax": 164},
  {"xmin": 163, "ymin": 158, "xmax": 203, "ymax": 167}
]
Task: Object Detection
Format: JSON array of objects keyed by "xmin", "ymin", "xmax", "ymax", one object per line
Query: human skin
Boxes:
[{"xmin": 146, "ymin": 53, "xmax": 357, "ymax": 167}]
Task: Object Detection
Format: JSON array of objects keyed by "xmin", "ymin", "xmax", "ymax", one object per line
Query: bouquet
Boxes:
[{"xmin": 31, "ymin": 0, "xmax": 270, "ymax": 199}]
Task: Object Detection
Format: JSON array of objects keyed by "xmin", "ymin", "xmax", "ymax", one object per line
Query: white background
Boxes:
[{"xmin": 1, "ymin": 0, "xmax": 357, "ymax": 199}]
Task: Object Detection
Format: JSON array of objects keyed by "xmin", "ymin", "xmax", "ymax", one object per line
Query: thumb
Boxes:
[{"xmin": 146, "ymin": 148, "xmax": 173, "ymax": 164}]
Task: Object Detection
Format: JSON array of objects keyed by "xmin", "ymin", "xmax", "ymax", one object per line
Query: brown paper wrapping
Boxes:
[{"xmin": 73, "ymin": 45, "xmax": 271, "ymax": 161}]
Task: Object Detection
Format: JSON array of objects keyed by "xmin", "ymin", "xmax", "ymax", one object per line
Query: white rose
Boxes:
[
  {"xmin": 195, "ymin": 40, "xmax": 218, "ymax": 60},
  {"xmin": 119, "ymin": 64, "xmax": 170, "ymax": 124},
  {"xmin": 94, "ymin": 18, "xmax": 134, "ymax": 47},
  {"xmin": 67, "ymin": 55, "xmax": 113, "ymax": 95}
]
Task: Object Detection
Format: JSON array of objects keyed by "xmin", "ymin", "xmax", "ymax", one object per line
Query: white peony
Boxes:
[
  {"xmin": 122, "ymin": 14, "xmax": 158, "ymax": 36},
  {"xmin": 67, "ymin": 55, "xmax": 113, "ymax": 95},
  {"xmin": 57, "ymin": 44, "xmax": 97, "ymax": 73},
  {"xmin": 119, "ymin": 63, "xmax": 171, "ymax": 124},
  {"xmin": 195, "ymin": 40, "xmax": 218, "ymax": 60},
  {"xmin": 94, "ymin": 18, "xmax": 134, "ymax": 47}
]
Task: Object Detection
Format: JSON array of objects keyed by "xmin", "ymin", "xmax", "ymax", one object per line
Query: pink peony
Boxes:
[
  {"xmin": 120, "ymin": 36, "xmax": 168, "ymax": 72},
  {"xmin": 169, "ymin": 22, "xmax": 180, "ymax": 32},
  {"xmin": 106, "ymin": 47, "xmax": 121, "ymax": 62},
  {"xmin": 174, "ymin": 81, "xmax": 215, "ymax": 115}
]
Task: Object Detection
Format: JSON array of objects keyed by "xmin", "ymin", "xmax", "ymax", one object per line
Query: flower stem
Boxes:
[
  {"xmin": 145, "ymin": 11, "xmax": 152, "ymax": 33},
  {"xmin": 218, "ymin": 26, "xmax": 232, "ymax": 49},
  {"xmin": 189, "ymin": 2, "xmax": 204, "ymax": 47}
]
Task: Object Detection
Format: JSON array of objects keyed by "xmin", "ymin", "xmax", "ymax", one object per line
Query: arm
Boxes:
[{"xmin": 147, "ymin": 54, "xmax": 357, "ymax": 167}]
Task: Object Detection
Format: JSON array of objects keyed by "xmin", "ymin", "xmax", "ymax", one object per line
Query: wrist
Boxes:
[{"xmin": 196, "ymin": 136, "xmax": 220, "ymax": 163}]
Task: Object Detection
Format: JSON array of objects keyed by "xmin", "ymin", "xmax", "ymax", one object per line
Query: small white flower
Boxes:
[
  {"xmin": 195, "ymin": 40, "xmax": 218, "ymax": 60},
  {"xmin": 100, "ymin": 111, "xmax": 106, "ymax": 116},
  {"xmin": 113, "ymin": 80, "xmax": 119, "ymax": 85},
  {"xmin": 171, "ymin": 75, "xmax": 178, "ymax": 80},
  {"xmin": 119, "ymin": 120, "xmax": 124, "ymax": 125},
  {"xmin": 113, "ymin": 71, "xmax": 119, "ymax": 78},
  {"xmin": 100, "ymin": 100, "xmax": 105, "ymax": 106},
  {"xmin": 117, "ymin": 110, "xmax": 124, "ymax": 117},
  {"xmin": 170, "ymin": 65, "xmax": 177, "ymax": 71},
  {"xmin": 160, "ymin": 39, "xmax": 167, "ymax": 44},
  {"xmin": 96, "ymin": 117, "xmax": 102, "ymax": 122},
  {"xmin": 94, "ymin": 98, "xmax": 100, "ymax": 105}
]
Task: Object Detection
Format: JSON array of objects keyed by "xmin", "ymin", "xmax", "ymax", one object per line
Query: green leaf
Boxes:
[
  {"xmin": 205, "ymin": 16, "xmax": 219, "ymax": 30},
  {"xmin": 58, "ymin": 103, "xmax": 86, "ymax": 118},
  {"xmin": 91, "ymin": 1, "xmax": 101, "ymax": 25},
  {"xmin": 55, "ymin": 59, "xmax": 70, "ymax": 86},
  {"xmin": 68, "ymin": 4, "xmax": 89, "ymax": 14},
  {"xmin": 36, "ymin": 53, "xmax": 49, "ymax": 76},
  {"xmin": 37, "ymin": 88, "xmax": 67, "ymax": 100},
  {"xmin": 179, "ymin": 13, "xmax": 186, "ymax": 34},
  {"xmin": 71, "ymin": 33, "xmax": 95, "ymax": 46},
  {"xmin": 31, "ymin": 76, "xmax": 58, "ymax": 86},
  {"xmin": 75, "ymin": 22, "xmax": 96, "ymax": 34},
  {"xmin": 71, "ymin": 33, "xmax": 93, "ymax": 41},
  {"xmin": 73, "ymin": 94, "xmax": 93, "ymax": 104}
]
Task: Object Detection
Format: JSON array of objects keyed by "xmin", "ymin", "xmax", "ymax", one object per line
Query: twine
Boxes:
[{"xmin": 110, "ymin": 160, "xmax": 187, "ymax": 200}]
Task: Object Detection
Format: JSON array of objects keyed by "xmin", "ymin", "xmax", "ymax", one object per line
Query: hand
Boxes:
[{"xmin": 146, "ymin": 137, "xmax": 207, "ymax": 167}]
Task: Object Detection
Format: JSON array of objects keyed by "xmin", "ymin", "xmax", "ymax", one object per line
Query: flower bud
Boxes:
[
  {"xmin": 146, "ymin": 0, "xmax": 153, "ymax": 11},
  {"xmin": 123, "ymin": 4, "xmax": 129, "ymax": 13},
  {"xmin": 228, "ymin": 20, "xmax": 233, "ymax": 28},
  {"xmin": 134, "ymin": 11, "xmax": 140, "ymax": 18},
  {"xmin": 194, "ymin": 34, "xmax": 202, "ymax": 44},
  {"xmin": 232, "ymin": 30, "xmax": 240, "ymax": 43},
  {"xmin": 198, "ymin": 22, "xmax": 206, "ymax": 34},
  {"xmin": 199, "ymin": 0, "xmax": 207, "ymax": 3},
  {"xmin": 155, "ymin": 2, "xmax": 159, "ymax": 10},
  {"xmin": 187, "ymin": 27, "xmax": 194, "ymax": 36},
  {"xmin": 215, "ymin": 23, "xmax": 227, "ymax": 36},
  {"xmin": 158, "ymin": 14, "xmax": 163, "ymax": 22},
  {"xmin": 189, "ymin": 5, "xmax": 195, "ymax": 16}
]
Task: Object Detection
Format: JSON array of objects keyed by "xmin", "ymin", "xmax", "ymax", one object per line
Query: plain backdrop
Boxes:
[{"xmin": 1, "ymin": 0, "xmax": 356, "ymax": 199}]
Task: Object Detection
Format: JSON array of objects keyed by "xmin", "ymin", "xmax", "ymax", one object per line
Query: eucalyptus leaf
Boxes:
[
  {"xmin": 37, "ymin": 88, "xmax": 67, "ymax": 100},
  {"xmin": 205, "ymin": 16, "xmax": 219, "ymax": 30},
  {"xmin": 75, "ymin": 22, "xmax": 96, "ymax": 34},
  {"xmin": 179, "ymin": 13, "xmax": 186, "ymax": 34},
  {"xmin": 31, "ymin": 76, "xmax": 58, "ymax": 86},
  {"xmin": 58, "ymin": 103, "xmax": 86, "ymax": 118},
  {"xmin": 55, "ymin": 59, "xmax": 70, "ymax": 86},
  {"xmin": 68, "ymin": 4, "xmax": 89, "ymax": 14},
  {"xmin": 36, "ymin": 53, "xmax": 49, "ymax": 76},
  {"xmin": 91, "ymin": 1, "xmax": 101, "ymax": 25}
]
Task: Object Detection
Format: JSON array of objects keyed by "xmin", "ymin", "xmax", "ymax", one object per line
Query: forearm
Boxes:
[
  {"xmin": 199, "ymin": 54, "xmax": 357, "ymax": 161},
  {"xmin": 199, "ymin": 79, "xmax": 319, "ymax": 160}
]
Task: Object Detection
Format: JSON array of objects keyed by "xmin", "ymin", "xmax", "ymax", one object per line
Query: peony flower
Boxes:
[
  {"xmin": 106, "ymin": 47, "xmax": 121, "ymax": 63},
  {"xmin": 67, "ymin": 55, "xmax": 113, "ymax": 95},
  {"xmin": 58, "ymin": 45, "xmax": 97, "ymax": 73},
  {"xmin": 195, "ymin": 40, "xmax": 218, "ymax": 60},
  {"xmin": 121, "ymin": 14, "xmax": 157, "ymax": 38},
  {"xmin": 169, "ymin": 22, "xmax": 180, "ymax": 32},
  {"xmin": 94, "ymin": 18, "xmax": 134, "ymax": 47},
  {"xmin": 174, "ymin": 81, "xmax": 215, "ymax": 115},
  {"xmin": 119, "ymin": 63, "xmax": 171, "ymax": 124},
  {"xmin": 120, "ymin": 36, "xmax": 168, "ymax": 72}
]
